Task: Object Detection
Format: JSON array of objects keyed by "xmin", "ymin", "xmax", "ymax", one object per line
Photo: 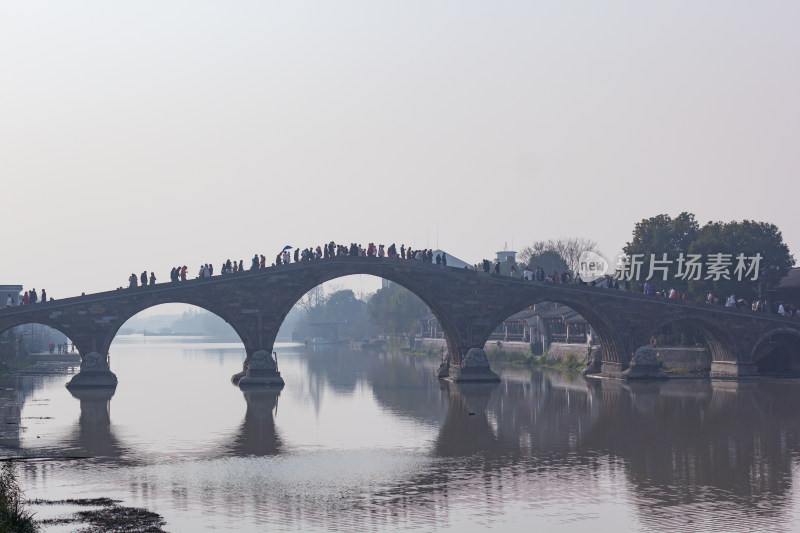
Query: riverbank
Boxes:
[
  {"xmin": 406, "ymin": 338, "xmax": 715, "ymax": 375},
  {"xmin": 0, "ymin": 356, "xmax": 40, "ymax": 379},
  {"xmin": 411, "ymin": 337, "xmax": 588, "ymax": 369}
]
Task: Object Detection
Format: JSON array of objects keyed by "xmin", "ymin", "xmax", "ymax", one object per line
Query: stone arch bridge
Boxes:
[{"xmin": 0, "ymin": 257, "xmax": 797, "ymax": 387}]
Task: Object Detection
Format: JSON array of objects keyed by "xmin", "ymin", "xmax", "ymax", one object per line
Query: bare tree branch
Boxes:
[{"xmin": 518, "ymin": 237, "xmax": 598, "ymax": 274}]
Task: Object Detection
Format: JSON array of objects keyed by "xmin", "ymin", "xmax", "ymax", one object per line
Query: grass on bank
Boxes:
[
  {"xmin": 486, "ymin": 348, "xmax": 587, "ymax": 372},
  {"xmin": 0, "ymin": 357, "xmax": 38, "ymax": 379},
  {"xmin": 0, "ymin": 461, "xmax": 37, "ymax": 533},
  {"xmin": 527, "ymin": 351, "xmax": 585, "ymax": 371}
]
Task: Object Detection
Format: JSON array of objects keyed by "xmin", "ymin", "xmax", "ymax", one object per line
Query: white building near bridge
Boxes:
[{"xmin": 0, "ymin": 285, "xmax": 22, "ymax": 306}]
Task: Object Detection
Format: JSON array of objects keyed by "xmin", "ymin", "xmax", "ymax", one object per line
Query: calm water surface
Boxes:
[{"xmin": 5, "ymin": 336, "xmax": 800, "ymax": 532}]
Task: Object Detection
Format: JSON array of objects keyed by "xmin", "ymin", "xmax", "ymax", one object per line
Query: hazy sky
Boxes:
[{"xmin": 2, "ymin": 1, "xmax": 799, "ymax": 299}]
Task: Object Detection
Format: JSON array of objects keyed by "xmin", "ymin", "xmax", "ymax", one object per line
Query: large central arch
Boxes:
[{"xmin": 257, "ymin": 265, "xmax": 461, "ymax": 365}]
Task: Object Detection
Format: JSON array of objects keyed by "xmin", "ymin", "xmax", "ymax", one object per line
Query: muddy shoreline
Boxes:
[{"xmin": 34, "ymin": 498, "xmax": 167, "ymax": 533}]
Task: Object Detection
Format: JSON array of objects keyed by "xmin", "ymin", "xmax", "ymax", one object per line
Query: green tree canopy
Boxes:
[
  {"xmin": 319, "ymin": 290, "xmax": 365, "ymax": 323},
  {"xmin": 367, "ymin": 284, "xmax": 428, "ymax": 338},
  {"xmin": 293, "ymin": 288, "xmax": 375, "ymax": 342},
  {"xmin": 623, "ymin": 212, "xmax": 699, "ymax": 293},
  {"xmin": 687, "ymin": 220, "xmax": 794, "ymax": 300},
  {"xmin": 623, "ymin": 213, "xmax": 794, "ymax": 300},
  {"xmin": 525, "ymin": 250, "xmax": 568, "ymax": 276}
]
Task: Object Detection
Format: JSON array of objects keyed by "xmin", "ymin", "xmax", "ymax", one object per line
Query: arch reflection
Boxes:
[
  {"xmin": 228, "ymin": 389, "xmax": 283, "ymax": 456},
  {"xmin": 435, "ymin": 381, "xmax": 502, "ymax": 457},
  {"xmin": 66, "ymin": 388, "xmax": 128, "ymax": 459}
]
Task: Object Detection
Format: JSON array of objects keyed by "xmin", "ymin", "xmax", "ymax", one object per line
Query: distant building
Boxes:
[
  {"xmin": 495, "ymin": 249, "xmax": 517, "ymax": 276},
  {"xmin": 431, "ymin": 250, "xmax": 471, "ymax": 269},
  {"xmin": 496, "ymin": 250, "xmax": 517, "ymax": 264},
  {"xmin": 0, "ymin": 285, "xmax": 22, "ymax": 306},
  {"xmin": 769, "ymin": 268, "xmax": 800, "ymax": 309},
  {"xmin": 418, "ymin": 302, "xmax": 591, "ymax": 355}
]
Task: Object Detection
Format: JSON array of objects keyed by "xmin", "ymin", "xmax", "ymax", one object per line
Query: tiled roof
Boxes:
[{"xmin": 774, "ymin": 268, "xmax": 800, "ymax": 289}]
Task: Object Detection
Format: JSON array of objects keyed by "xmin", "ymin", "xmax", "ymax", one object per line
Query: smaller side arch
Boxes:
[
  {"xmin": 645, "ymin": 314, "xmax": 736, "ymax": 364},
  {"xmin": 481, "ymin": 296, "xmax": 627, "ymax": 370},
  {"xmin": 97, "ymin": 298, "xmax": 252, "ymax": 357},
  {"xmin": 750, "ymin": 328, "xmax": 800, "ymax": 375},
  {"xmin": 0, "ymin": 320, "xmax": 86, "ymax": 356}
]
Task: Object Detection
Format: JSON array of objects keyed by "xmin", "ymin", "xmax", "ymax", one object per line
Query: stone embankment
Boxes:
[{"xmin": 411, "ymin": 338, "xmax": 711, "ymax": 373}]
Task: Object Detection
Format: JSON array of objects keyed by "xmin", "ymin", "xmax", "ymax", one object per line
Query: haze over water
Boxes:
[{"xmin": 6, "ymin": 337, "xmax": 800, "ymax": 532}]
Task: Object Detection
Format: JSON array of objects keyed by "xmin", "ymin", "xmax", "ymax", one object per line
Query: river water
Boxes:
[{"xmin": 5, "ymin": 336, "xmax": 800, "ymax": 532}]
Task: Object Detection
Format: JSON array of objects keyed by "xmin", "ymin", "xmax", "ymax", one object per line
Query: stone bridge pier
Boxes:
[
  {"xmin": 66, "ymin": 352, "xmax": 118, "ymax": 388},
  {"xmin": 30, "ymin": 318, "xmax": 119, "ymax": 389}
]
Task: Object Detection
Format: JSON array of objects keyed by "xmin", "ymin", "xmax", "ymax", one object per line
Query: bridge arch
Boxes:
[
  {"xmin": 0, "ymin": 320, "xmax": 81, "ymax": 355},
  {"xmin": 645, "ymin": 314, "xmax": 736, "ymax": 364},
  {"xmin": 751, "ymin": 328, "xmax": 800, "ymax": 375},
  {"xmin": 485, "ymin": 295, "xmax": 627, "ymax": 367},
  {"xmin": 258, "ymin": 264, "xmax": 461, "ymax": 362},
  {"xmin": 98, "ymin": 298, "xmax": 251, "ymax": 357}
]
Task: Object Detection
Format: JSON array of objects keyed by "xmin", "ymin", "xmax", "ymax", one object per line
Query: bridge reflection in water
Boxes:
[
  {"xmin": 300, "ymin": 348, "xmax": 800, "ymax": 529},
  {"xmin": 9, "ymin": 344, "xmax": 800, "ymax": 531}
]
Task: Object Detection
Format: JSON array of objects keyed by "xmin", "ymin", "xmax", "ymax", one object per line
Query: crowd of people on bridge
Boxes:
[
  {"xmin": 715, "ymin": 293, "xmax": 800, "ymax": 318},
  {"xmin": 128, "ymin": 271, "xmax": 157, "ymax": 288},
  {"xmin": 270, "ymin": 242, "xmax": 445, "ymax": 265},
  {"xmin": 468, "ymin": 256, "xmax": 800, "ymax": 320},
  {"xmin": 7, "ymin": 288, "xmax": 49, "ymax": 307},
  {"xmin": 111, "ymin": 240, "xmax": 800, "ymax": 322},
  {"xmin": 121, "ymin": 242, "xmax": 448, "ymax": 292}
]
